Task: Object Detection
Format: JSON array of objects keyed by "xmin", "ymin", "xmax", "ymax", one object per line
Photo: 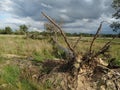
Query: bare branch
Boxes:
[
  {"xmin": 41, "ymin": 12, "xmax": 75, "ymax": 54},
  {"xmin": 89, "ymin": 21, "xmax": 104, "ymax": 53},
  {"xmin": 94, "ymin": 37, "xmax": 115, "ymax": 57}
]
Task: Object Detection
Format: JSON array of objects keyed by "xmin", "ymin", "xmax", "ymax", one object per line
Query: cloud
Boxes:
[
  {"xmin": 0, "ymin": 0, "xmax": 115, "ymax": 33},
  {"xmin": 41, "ymin": 3, "xmax": 53, "ymax": 9}
]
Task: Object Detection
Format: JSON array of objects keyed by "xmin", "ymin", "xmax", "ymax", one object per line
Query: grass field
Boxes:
[
  {"xmin": 0, "ymin": 35, "xmax": 120, "ymax": 90},
  {"xmin": 0, "ymin": 35, "xmax": 119, "ymax": 62},
  {"xmin": 69, "ymin": 36, "xmax": 120, "ymax": 60},
  {"xmin": 0, "ymin": 35, "xmax": 54, "ymax": 60}
]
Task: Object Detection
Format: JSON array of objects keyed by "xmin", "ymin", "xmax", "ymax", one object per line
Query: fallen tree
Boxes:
[{"xmin": 37, "ymin": 12, "xmax": 120, "ymax": 90}]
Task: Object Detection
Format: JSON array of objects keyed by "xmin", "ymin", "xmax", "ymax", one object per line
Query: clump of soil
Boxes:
[{"xmin": 37, "ymin": 59, "xmax": 120, "ymax": 90}]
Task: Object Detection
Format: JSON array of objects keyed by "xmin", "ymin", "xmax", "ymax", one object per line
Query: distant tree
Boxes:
[
  {"xmin": 15, "ymin": 24, "xmax": 29, "ymax": 35},
  {"xmin": 0, "ymin": 29, "xmax": 5, "ymax": 34},
  {"xmin": 66, "ymin": 33, "xmax": 72, "ymax": 36},
  {"xmin": 14, "ymin": 30, "xmax": 24, "ymax": 35},
  {"xmin": 19, "ymin": 24, "xmax": 28, "ymax": 33},
  {"xmin": 4, "ymin": 26, "xmax": 13, "ymax": 34},
  {"xmin": 110, "ymin": 0, "xmax": 120, "ymax": 36}
]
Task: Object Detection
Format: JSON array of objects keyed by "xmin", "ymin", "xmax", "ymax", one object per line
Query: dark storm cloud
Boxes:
[
  {"xmin": 9, "ymin": 0, "xmax": 113, "ymax": 21},
  {"xmin": 0, "ymin": 0, "xmax": 115, "ymax": 33}
]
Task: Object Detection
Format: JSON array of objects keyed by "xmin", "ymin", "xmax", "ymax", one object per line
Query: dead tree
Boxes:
[
  {"xmin": 42, "ymin": 11, "xmax": 116, "ymax": 72},
  {"xmin": 42, "ymin": 12, "xmax": 81, "ymax": 74},
  {"xmin": 41, "ymin": 12, "xmax": 117, "ymax": 90},
  {"xmin": 42, "ymin": 12, "xmax": 83, "ymax": 90}
]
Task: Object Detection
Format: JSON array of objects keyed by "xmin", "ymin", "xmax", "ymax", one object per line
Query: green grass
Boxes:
[
  {"xmin": 0, "ymin": 65, "xmax": 20, "ymax": 90},
  {"xmin": 18, "ymin": 80, "xmax": 37, "ymax": 90},
  {"xmin": 1, "ymin": 65, "xmax": 20, "ymax": 87},
  {"xmin": 0, "ymin": 63, "xmax": 49, "ymax": 90}
]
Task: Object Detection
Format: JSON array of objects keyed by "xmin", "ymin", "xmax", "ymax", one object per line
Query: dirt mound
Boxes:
[
  {"xmin": 38, "ymin": 64, "xmax": 120, "ymax": 90},
  {"xmin": 35, "ymin": 60, "xmax": 120, "ymax": 90}
]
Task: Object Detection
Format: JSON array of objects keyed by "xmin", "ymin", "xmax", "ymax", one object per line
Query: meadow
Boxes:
[
  {"xmin": 0, "ymin": 35, "xmax": 119, "ymax": 58},
  {"xmin": 0, "ymin": 35, "xmax": 120, "ymax": 90}
]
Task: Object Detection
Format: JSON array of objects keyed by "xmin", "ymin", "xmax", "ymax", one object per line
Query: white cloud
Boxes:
[
  {"xmin": 31, "ymin": 27, "xmax": 42, "ymax": 32},
  {"xmin": 41, "ymin": 3, "xmax": 53, "ymax": 9},
  {"xmin": 59, "ymin": 9, "xmax": 67, "ymax": 13},
  {"xmin": 84, "ymin": 0, "xmax": 93, "ymax": 4},
  {"xmin": 0, "ymin": 14, "xmax": 44, "ymax": 30},
  {"xmin": 60, "ymin": 14, "xmax": 70, "ymax": 21},
  {"xmin": 0, "ymin": 0, "xmax": 14, "ymax": 12}
]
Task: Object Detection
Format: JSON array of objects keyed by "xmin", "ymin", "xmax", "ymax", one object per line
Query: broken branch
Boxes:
[
  {"xmin": 94, "ymin": 37, "xmax": 115, "ymax": 57},
  {"xmin": 89, "ymin": 21, "xmax": 104, "ymax": 53},
  {"xmin": 42, "ymin": 12, "xmax": 75, "ymax": 54}
]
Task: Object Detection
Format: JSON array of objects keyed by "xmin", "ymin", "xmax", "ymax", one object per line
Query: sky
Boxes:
[{"xmin": 0, "ymin": 0, "xmax": 117, "ymax": 34}]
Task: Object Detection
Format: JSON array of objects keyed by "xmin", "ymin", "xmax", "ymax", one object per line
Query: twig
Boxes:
[{"xmin": 42, "ymin": 12, "xmax": 75, "ymax": 54}]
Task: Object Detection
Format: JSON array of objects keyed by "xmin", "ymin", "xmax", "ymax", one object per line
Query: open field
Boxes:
[
  {"xmin": 0, "ymin": 35, "xmax": 119, "ymax": 64},
  {"xmin": 0, "ymin": 35, "xmax": 54, "ymax": 60},
  {"xmin": 0, "ymin": 35, "xmax": 120, "ymax": 90},
  {"xmin": 0, "ymin": 35, "xmax": 119, "ymax": 58}
]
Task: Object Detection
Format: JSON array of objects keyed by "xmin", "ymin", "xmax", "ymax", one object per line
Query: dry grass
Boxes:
[
  {"xmin": 69, "ymin": 37, "xmax": 120, "ymax": 60},
  {"xmin": 0, "ymin": 35, "xmax": 119, "ymax": 60},
  {"xmin": 0, "ymin": 35, "xmax": 53, "ymax": 57}
]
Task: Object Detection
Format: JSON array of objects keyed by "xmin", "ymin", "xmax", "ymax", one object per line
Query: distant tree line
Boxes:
[
  {"xmin": 0, "ymin": 25, "xmax": 28, "ymax": 35},
  {"xmin": 0, "ymin": 25, "xmax": 119, "ymax": 38},
  {"xmin": 66, "ymin": 32, "xmax": 119, "ymax": 38},
  {"xmin": 0, "ymin": 26, "xmax": 13, "ymax": 34}
]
